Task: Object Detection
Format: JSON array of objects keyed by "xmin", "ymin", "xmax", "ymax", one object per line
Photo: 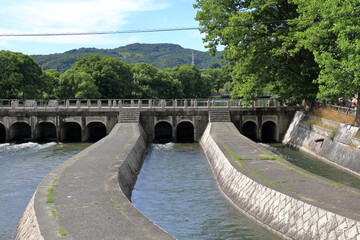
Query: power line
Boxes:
[
  {"xmin": 0, "ymin": 27, "xmax": 202, "ymax": 37},
  {"xmin": 0, "ymin": 12, "xmax": 358, "ymax": 38}
]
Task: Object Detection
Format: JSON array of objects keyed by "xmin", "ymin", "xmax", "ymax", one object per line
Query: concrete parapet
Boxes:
[
  {"xmin": 201, "ymin": 122, "xmax": 360, "ymax": 240},
  {"xmin": 16, "ymin": 123, "xmax": 173, "ymax": 240}
]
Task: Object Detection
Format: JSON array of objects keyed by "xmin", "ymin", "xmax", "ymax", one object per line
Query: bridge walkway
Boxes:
[{"xmin": 203, "ymin": 122, "xmax": 360, "ymax": 239}]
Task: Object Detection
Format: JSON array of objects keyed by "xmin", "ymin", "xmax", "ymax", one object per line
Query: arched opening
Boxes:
[
  {"xmin": 154, "ymin": 122, "xmax": 173, "ymax": 143},
  {"xmin": 176, "ymin": 121, "xmax": 194, "ymax": 143},
  {"xmin": 62, "ymin": 122, "xmax": 82, "ymax": 142},
  {"xmin": 86, "ymin": 122, "xmax": 107, "ymax": 142},
  {"xmin": 242, "ymin": 121, "xmax": 257, "ymax": 142},
  {"xmin": 35, "ymin": 122, "xmax": 57, "ymax": 142},
  {"xmin": 9, "ymin": 122, "xmax": 31, "ymax": 142},
  {"xmin": 261, "ymin": 121, "xmax": 278, "ymax": 143},
  {"xmin": 0, "ymin": 123, "xmax": 6, "ymax": 143}
]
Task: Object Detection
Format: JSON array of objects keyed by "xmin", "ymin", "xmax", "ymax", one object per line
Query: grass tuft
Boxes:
[
  {"xmin": 47, "ymin": 188, "xmax": 55, "ymax": 204},
  {"xmin": 59, "ymin": 228, "xmax": 67, "ymax": 236}
]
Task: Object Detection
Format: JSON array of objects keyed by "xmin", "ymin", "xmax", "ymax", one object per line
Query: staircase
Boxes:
[
  {"xmin": 118, "ymin": 111, "xmax": 140, "ymax": 123},
  {"xmin": 209, "ymin": 110, "xmax": 231, "ymax": 122}
]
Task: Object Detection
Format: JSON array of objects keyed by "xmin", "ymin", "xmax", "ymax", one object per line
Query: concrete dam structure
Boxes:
[{"xmin": 4, "ymin": 99, "xmax": 358, "ymax": 239}]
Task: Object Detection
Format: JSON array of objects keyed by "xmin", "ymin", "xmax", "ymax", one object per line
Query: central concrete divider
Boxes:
[
  {"xmin": 16, "ymin": 123, "xmax": 174, "ymax": 240},
  {"xmin": 200, "ymin": 122, "xmax": 360, "ymax": 240}
]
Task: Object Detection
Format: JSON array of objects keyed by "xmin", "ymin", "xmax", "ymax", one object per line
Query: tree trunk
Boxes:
[{"xmin": 355, "ymin": 92, "xmax": 360, "ymax": 127}]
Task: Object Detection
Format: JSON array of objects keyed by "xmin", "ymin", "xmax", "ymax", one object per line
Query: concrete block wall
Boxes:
[
  {"xmin": 283, "ymin": 111, "xmax": 360, "ymax": 176},
  {"xmin": 201, "ymin": 123, "xmax": 360, "ymax": 240}
]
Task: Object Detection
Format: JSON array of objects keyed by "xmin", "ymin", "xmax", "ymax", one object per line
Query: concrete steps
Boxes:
[
  {"xmin": 118, "ymin": 111, "xmax": 140, "ymax": 123},
  {"xmin": 209, "ymin": 110, "xmax": 231, "ymax": 122}
]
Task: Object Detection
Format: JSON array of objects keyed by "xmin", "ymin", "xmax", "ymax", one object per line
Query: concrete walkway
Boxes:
[
  {"xmin": 201, "ymin": 122, "xmax": 360, "ymax": 239},
  {"xmin": 16, "ymin": 123, "xmax": 173, "ymax": 240}
]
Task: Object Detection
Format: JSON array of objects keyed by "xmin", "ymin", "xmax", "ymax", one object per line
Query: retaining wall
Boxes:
[
  {"xmin": 200, "ymin": 122, "xmax": 360, "ymax": 239},
  {"xmin": 283, "ymin": 111, "xmax": 360, "ymax": 176},
  {"xmin": 16, "ymin": 123, "xmax": 173, "ymax": 240}
]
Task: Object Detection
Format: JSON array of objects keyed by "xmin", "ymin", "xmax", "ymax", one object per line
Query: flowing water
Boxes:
[
  {"xmin": 132, "ymin": 143, "xmax": 282, "ymax": 240},
  {"xmin": 0, "ymin": 142, "xmax": 89, "ymax": 240}
]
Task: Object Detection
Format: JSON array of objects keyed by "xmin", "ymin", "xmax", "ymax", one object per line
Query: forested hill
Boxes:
[{"xmin": 31, "ymin": 43, "xmax": 224, "ymax": 72}]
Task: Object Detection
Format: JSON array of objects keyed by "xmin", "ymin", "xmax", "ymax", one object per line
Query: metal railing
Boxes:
[{"xmin": 0, "ymin": 98, "xmax": 284, "ymax": 110}]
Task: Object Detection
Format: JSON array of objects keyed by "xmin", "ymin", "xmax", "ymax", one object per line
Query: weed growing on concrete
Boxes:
[
  {"xmin": 50, "ymin": 208, "xmax": 57, "ymax": 217},
  {"xmin": 59, "ymin": 228, "xmax": 67, "ymax": 236},
  {"xmin": 47, "ymin": 188, "xmax": 55, "ymax": 204}
]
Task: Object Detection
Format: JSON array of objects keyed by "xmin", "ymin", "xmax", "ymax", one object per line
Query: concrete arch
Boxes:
[
  {"xmin": 34, "ymin": 122, "xmax": 57, "ymax": 142},
  {"xmin": 9, "ymin": 122, "xmax": 32, "ymax": 142},
  {"xmin": 261, "ymin": 121, "xmax": 278, "ymax": 143},
  {"xmin": 61, "ymin": 122, "xmax": 82, "ymax": 142},
  {"xmin": 176, "ymin": 121, "xmax": 194, "ymax": 143},
  {"xmin": 242, "ymin": 121, "xmax": 258, "ymax": 142},
  {"xmin": 154, "ymin": 121, "xmax": 173, "ymax": 143},
  {"xmin": 85, "ymin": 122, "xmax": 107, "ymax": 142},
  {"xmin": 0, "ymin": 122, "xmax": 6, "ymax": 143}
]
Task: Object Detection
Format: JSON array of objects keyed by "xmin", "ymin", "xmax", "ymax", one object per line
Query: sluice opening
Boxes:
[
  {"xmin": 0, "ymin": 124, "xmax": 5, "ymax": 143},
  {"xmin": 86, "ymin": 122, "xmax": 107, "ymax": 142},
  {"xmin": 35, "ymin": 122, "xmax": 57, "ymax": 142},
  {"xmin": 154, "ymin": 122, "xmax": 173, "ymax": 143},
  {"xmin": 9, "ymin": 123, "xmax": 31, "ymax": 142},
  {"xmin": 242, "ymin": 121, "xmax": 257, "ymax": 142},
  {"xmin": 62, "ymin": 122, "xmax": 82, "ymax": 142},
  {"xmin": 261, "ymin": 121, "xmax": 277, "ymax": 143},
  {"xmin": 176, "ymin": 122, "xmax": 194, "ymax": 143}
]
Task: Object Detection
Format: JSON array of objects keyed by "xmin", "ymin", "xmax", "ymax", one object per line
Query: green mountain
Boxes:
[{"xmin": 31, "ymin": 43, "xmax": 224, "ymax": 72}]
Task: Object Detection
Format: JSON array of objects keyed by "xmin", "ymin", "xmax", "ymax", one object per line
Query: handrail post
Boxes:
[
  {"xmin": 113, "ymin": 100, "xmax": 117, "ymax": 108},
  {"xmin": 87, "ymin": 99, "xmax": 91, "ymax": 108},
  {"xmin": 148, "ymin": 99, "xmax": 152, "ymax": 108},
  {"xmin": 108, "ymin": 100, "xmax": 112, "ymax": 108},
  {"xmin": 138, "ymin": 100, "xmax": 142, "ymax": 109},
  {"xmin": 76, "ymin": 100, "xmax": 81, "ymax": 109},
  {"xmin": 131, "ymin": 99, "xmax": 134, "ymax": 108},
  {"xmin": 97, "ymin": 100, "xmax": 102, "ymax": 108},
  {"xmin": 118, "ymin": 100, "xmax": 122, "ymax": 109}
]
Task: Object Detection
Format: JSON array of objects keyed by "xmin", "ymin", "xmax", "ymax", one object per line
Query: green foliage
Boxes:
[
  {"xmin": 31, "ymin": 43, "xmax": 225, "ymax": 72},
  {"xmin": 194, "ymin": 0, "xmax": 319, "ymax": 104},
  {"xmin": 0, "ymin": 51, "xmax": 45, "ymax": 98},
  {"xmin": 71, "ymin": 55, "xmax": 133, "ymax": 98},
  {"xmin": 201, "ymin": 68, "xmax": 231, "ymax": 93},
  {"xmin": 289, "ymin": 0, "xmax": 360, "ymax": 125}
]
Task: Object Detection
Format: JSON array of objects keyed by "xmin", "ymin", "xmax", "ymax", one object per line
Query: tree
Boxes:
[
  {"xmin": 57, "ymin": 69, "xmax": 100, "ymax": 99},
  {"xmin": 131, "ymin": 63, "xmax": 168, "ymax": 98},
  {"xmin": 71, "ymin": 55, "xmax": 133, "ymax": 98},
  {"xmin": 290, "ymin": 0, "xmax": 360, "ymax": 125},
  {"xmin": 201, "ymin": 68, "xmax": 231, "ymax": 93},
  {"xmin": 194, "ymin": 0, "xmax": 319, "ymax": 105},
  {"xmin": 0, "ymin": 51, "xmax": 44, "ymax": 98},
  {"xmin": 165, "ymin": 65, "xmax": 211, "ymax": 98},
  {"xmin": 41, "ymin": 69, "xmax": 61, "ymax": 98}
]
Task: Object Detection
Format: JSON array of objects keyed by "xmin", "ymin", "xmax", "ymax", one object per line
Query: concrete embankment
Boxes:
[
  {"xmin": 201, "ymin": 122, "xmax": 360, "ymax": 239},
  {"xmin": 283, "ymin": 111, "xmax": 360, "ymax": 176},
  {"xmin": 16, "ymin": 123, "xmax": 173, "ymax": 240}
]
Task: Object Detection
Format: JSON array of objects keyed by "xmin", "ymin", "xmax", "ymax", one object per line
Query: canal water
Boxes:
[
  {"xmin": 132, "ymin": 143, "xmax": 281, "ymax": 240},
  {"xmin": 0, "ymin": 142, "xmax": 89, "ymax": 240}
]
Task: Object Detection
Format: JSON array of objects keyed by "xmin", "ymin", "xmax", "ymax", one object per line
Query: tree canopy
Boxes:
[{"xmin": 0, "ymin": 51, "xmax": 44, "ymax": 98}]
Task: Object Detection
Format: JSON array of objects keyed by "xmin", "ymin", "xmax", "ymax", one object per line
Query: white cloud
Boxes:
[{"xmin": 1, "ymin": 0, "xmax": 168, "ymax": 33}]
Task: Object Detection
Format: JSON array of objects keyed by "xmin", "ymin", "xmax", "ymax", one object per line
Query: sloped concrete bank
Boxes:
[
  {"xmin": 16, "ymin": 123, "xmax": 173, "ymax": 240},
  {"xmin": 283, "ymin": 111, "xmax": 360, "ymax": 176},
  {"xmin": 200, "ymin": 122, "xmax": 360, "ymax": 239}
]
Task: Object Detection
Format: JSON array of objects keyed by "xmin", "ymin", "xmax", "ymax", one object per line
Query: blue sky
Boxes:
[{"xmin": 0, "ymin": 0, "xmax": 209, "ymax": 55}]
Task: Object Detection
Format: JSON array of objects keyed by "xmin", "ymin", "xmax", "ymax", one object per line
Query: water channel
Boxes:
[
  {"xmin": 132, "ymin": 143, "xmax": 281, "ymax": 240},
  {"xmin": 0, "ymin": 142, "xmax": 89, "ymax": 240},
  {"xmin": 1, "ymin": 141, "xmax": 359, "ymax": 240}
]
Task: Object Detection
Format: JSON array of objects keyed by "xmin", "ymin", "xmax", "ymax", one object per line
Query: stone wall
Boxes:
[
  {"xmin": 283, "ymin": 111, "xmax": 360, "ymax": 176},
  {"xmin": 200, "ymin": 122, "xmax": 360, "ymax": 240}
]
